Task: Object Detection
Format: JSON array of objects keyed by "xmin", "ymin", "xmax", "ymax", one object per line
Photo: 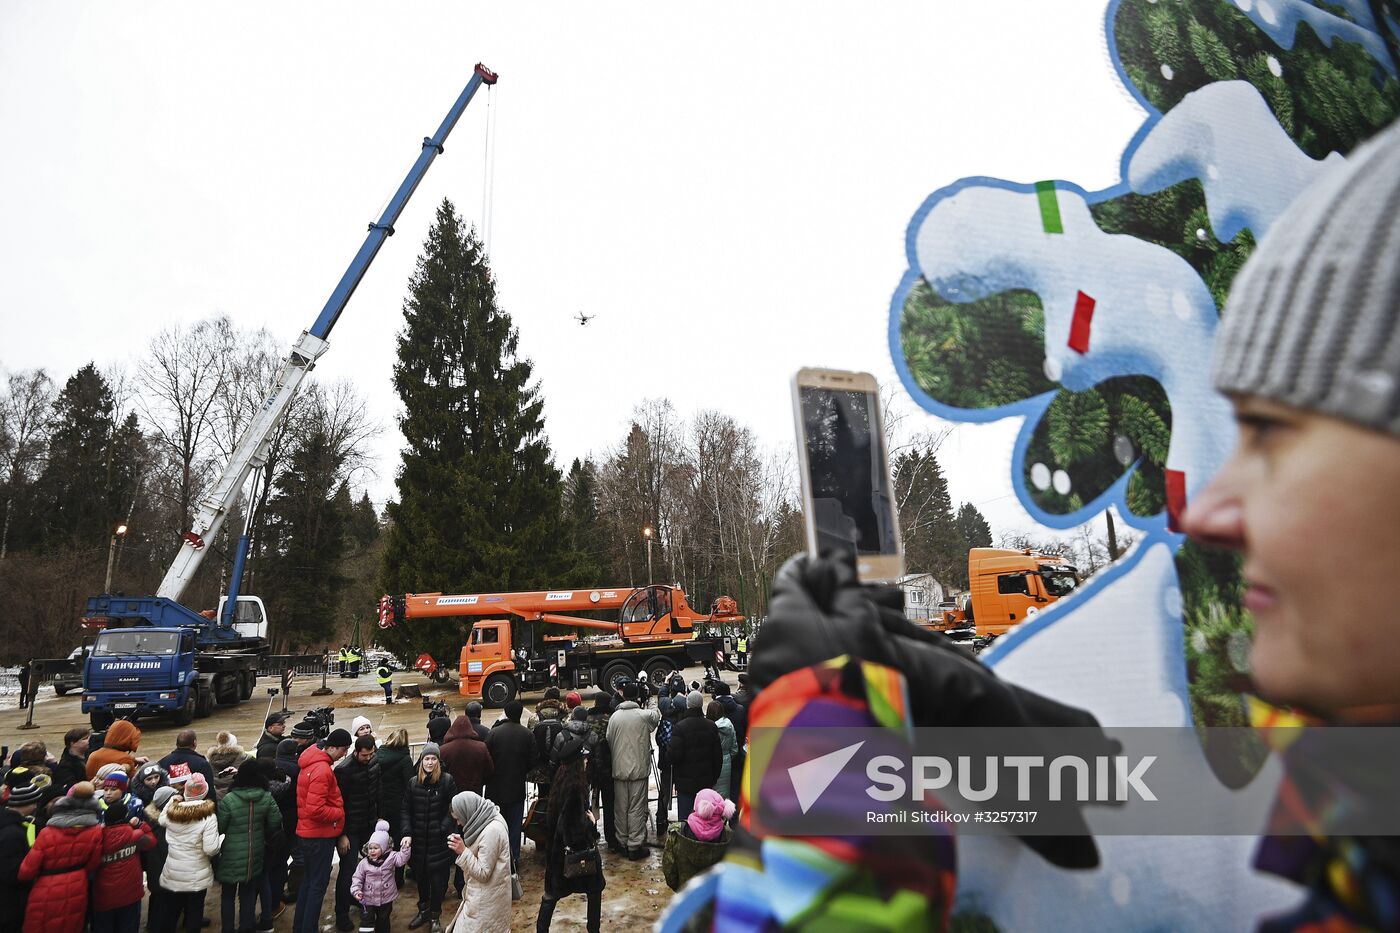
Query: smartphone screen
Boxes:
[{"xmin": 793, "ymin": 370, "xmax": 904, "ymax": 581}]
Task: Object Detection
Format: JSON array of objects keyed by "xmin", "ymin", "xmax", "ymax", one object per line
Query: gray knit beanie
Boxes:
[{"xmin": 1213, "ymin": 118, "xmax": 1400, "ymax": 434}]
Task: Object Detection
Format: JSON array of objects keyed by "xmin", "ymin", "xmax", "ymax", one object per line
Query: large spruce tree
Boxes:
[
  {"xmin": 32, "ymin": 363, "xmax": 143, "ymax": 553},
  {"xmin": 380, "ymin": 200, "xmax": 565, "ymax": 661},
  {"xmin": 893, "ymin": 446, "xmax": 962, "ymax": 588},
  {"xmin": 560, "ymin": 458, "xmax": 604, "ymax": 586}
]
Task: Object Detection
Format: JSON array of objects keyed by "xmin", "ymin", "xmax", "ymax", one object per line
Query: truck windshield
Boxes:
[
  {"xmin": 620, "ymin": 588, "xmax": 654, "ymax": 623},
  {"xmin": 93, "ymin": 631, "xmax": 182, "ymax": 657},
  {"xmin": 1039, "ymin": 568, "xmax": 1079, "ymax": 598}
]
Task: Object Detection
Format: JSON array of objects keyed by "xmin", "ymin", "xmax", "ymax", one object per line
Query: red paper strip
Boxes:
[
  {"xmin": 1165, "ymin": 469, "xmax": 1186, "ymax": 532},
  {"xmin": 1068, "ymin": 290, "xmax": 1095, "ymax": 354}
]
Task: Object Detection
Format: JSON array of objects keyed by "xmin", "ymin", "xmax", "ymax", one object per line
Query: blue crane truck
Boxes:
[
  {"xmin": 65, "ymin": 64, "xmax": 499, "ymax": 731},
  {"xmin": 80, "ymin": 594, "xmax": 269, "ymax": 730}
]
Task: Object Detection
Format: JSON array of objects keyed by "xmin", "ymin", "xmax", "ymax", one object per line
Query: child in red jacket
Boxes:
[
  {"xmin": 92, "ymin": 800, "xmax": 156, "ymax": 933},
  {"xmin": 17, "ymin": 782, "xmax": 104, "ymax": 933}
]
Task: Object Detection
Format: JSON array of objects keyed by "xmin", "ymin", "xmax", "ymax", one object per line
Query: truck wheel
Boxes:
[
  {"xmin": 53, "ymin": 685, "xmax": 69, "ymax": 697},
  {"xmin": 172, "ymin": 693, "xmax": 196, "ymax": 726},
  {"xmin": 195, "ymin": 685, "xmax": 214, "ymax": 718},
  {"xmin": 239, "ymin": 670, "xmax": 256, "ymax": 701},
  {"xmin": 432, "ymin": 666, "xmax": 450, "ymax": 684},
  {"xmin": 643, "ymin": 659, "xmax": 672, "ymax": 686},
  {"xmin": 482, "ymin": 675, "xmax": 516, "ymax": 707},
  {"xmin": 213, "ymin": 673, "xmax": 239, "ymax": 706},
  {"xmin": 90, "ymin": 708, "xmax": 114, "ymax": 731},
  {"xmin": 599, "ymin": 660, "xmax": 635, "ymax": 693}
]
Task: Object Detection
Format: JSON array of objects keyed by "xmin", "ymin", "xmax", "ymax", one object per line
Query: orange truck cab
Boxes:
[
  {"xmin": 461, "ymin": 620, "xmax": 519, "ymax": 702},
  {"xmin": 936, "ymin": 548, "xmax": 1080, "ymax": 641}
]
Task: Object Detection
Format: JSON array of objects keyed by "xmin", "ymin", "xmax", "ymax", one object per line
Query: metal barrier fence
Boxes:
[
  {"xmin": 0, "ymin": 671, "xmax": 24, "ymax": 699},
  {"xmin": 257, "ymin": 654, "xmax": 328, "ymax": 677}
]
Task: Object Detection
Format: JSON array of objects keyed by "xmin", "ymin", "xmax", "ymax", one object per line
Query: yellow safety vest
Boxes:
[
  {"xmin": 737, "ymin": 638, "xmax": 747, "ymax": 653},
  {"xmin": 376, "ymin": 667, "xmax": 392, "ymax": 685}
]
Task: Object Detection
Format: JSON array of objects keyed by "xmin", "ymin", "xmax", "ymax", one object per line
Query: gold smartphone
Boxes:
[{"xmin": 792, "ymin": 368, "xmax": 905, "ymax": 584}]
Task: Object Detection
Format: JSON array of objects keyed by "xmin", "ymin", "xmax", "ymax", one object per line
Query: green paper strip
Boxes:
[{"xmin": 1036, "ymin": 180, "xmax": 1063, "ymax": 234}]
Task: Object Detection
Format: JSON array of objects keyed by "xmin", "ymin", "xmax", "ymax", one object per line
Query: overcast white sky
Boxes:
[{"xmin": 0, "ymin": 2, "xmax": 1144, "ymax": 541}]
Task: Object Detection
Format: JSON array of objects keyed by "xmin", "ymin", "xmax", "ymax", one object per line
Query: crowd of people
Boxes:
[{"xmin": 0, "ymin": 669, "xmax": 756, "ymax": 933}]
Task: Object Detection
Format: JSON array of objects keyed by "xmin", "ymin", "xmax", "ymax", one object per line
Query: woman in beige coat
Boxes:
[{"xmin": 444, "ymin": 791, "xmax": 512, "ymax": 933}]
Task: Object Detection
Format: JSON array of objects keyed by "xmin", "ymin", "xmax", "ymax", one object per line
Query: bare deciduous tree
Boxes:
[
  {"xmin": 592, "ymin": 400, "xmax": 800, "ymax": 631},
  {"xmin": 139, "ymin": 317, "xmax": 236, "ymax": 531}
]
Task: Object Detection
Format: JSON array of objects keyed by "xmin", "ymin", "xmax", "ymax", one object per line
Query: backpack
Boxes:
[
  {"xmin": 586, "ymin": 736, "xmax": 612, "ymax": 787},
  {"xmin": 657, "ymin": 715, "xmax": 674, "ymax": 751},
  {"xmin": 533, "ymin": 718, "xmax": 565, "ymax": 766}
]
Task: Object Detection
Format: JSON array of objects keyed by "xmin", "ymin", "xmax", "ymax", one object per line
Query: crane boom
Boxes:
[
  {"xmin": 380, "ymin": 584, "xmax": 743, "ymax": 645},
  {"xmin": 157, "ymin": 63, "xmax": 499, "ymax": 601}
]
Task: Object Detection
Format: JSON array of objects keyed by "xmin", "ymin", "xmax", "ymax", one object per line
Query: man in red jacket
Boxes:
[{"xmin": 293, "ymin": 728, "xmax": 350, "ymax": 933}]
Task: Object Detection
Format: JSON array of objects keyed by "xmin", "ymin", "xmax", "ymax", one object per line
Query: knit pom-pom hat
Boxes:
[
  {"xmin": 687, "ymin": 788, "xmax": 735, "ymax": 842},
  {"xmin": 368, "ymin": 819, "xmax": 393, "ymax": 853}
]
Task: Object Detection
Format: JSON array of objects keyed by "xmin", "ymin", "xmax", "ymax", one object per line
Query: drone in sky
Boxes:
[{"xmin": 575, "ymin": 311, "xmax": 594, "ymax": 326}]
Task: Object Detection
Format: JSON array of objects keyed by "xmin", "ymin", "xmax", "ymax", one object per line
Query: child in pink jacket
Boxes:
[{"xmin": 349, "ymin": 821, "xmax": 411, "ymax": 933}]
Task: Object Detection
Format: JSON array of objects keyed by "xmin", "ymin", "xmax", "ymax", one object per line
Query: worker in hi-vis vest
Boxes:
[
  {"xmin": 376, "ymin": 663, "xmax": 393, "ymax": 704},
  {"xmin": 736, "ymin": 636, "xmax": 748, "ymax": 666},
  {"xmin": 337, "ymin": 645, "xmax": 350, "ymax": 678}
]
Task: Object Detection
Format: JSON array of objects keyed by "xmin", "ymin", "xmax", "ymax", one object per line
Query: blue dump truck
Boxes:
[{"xmin": 80, "ymin": 594, "xmax": 269, "ymax": 730}]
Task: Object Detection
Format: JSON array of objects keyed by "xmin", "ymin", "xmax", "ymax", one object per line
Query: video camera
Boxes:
[
  {"xmin": 422, "ymin": 697, "xmax": 451, "ymax": 725},
  {"xmin": 304, "ymin": 706, "xmax": 336, "ymax": 741}
]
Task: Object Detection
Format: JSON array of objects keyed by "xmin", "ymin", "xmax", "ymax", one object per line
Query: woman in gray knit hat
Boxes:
[
  {"xmin": 1183, "ymin": 116, "xmax": 1400, "ymax": 718},
  {"xmin": 402, "ymin": 743, "xmax": 456, "ymax": 933},
  {"xmin": 1182, "ymin": 117, "xmax": 1400, "ymax": 929}
]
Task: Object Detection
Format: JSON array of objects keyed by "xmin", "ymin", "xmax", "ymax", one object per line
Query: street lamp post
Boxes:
[
  {"xmin": 642, "ymin": 525, "xmax": 654, "ymax": 583},
  {"xmin": 104, "ymin": 523, "xmax": 128, "ymax": 593}
]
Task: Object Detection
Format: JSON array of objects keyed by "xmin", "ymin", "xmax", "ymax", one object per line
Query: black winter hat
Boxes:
[
  {"xmin": 290, "ymin": 719, "xmax": 317, "ymax": 740},
  {"xmin": 3, "ymin": 767, "xmax": 45, "ymax": 807},
  {"xmin": 427, "ymin": 717, "xmax": 451, "ymax": 744},
  {"xmin": 234, "ymin": 758, "xmax": 269, "ymax": 790},
  {"xmin": 104, "ymin": 798, "xmax": 131, "ymax": 824}
]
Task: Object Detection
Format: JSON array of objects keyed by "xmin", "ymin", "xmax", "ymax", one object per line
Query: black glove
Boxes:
[{"xmin": 750, "ymin": 550, "xmax": 1115, "ymax": 869}]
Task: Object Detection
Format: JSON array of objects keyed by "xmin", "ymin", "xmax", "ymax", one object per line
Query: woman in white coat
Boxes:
[
  {"xmin": 157, "ymin": 773, "xmax": 222, "ymax": 933},
  {"xmin": 444, "ymin": 791, "xmax": 512, "ymax": 933}
]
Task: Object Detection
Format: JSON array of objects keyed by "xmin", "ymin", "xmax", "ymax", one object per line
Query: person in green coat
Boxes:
[
  {"xmin": 216, "ymin": 760, "xmax": 283, "ymax": 933},
  {"xmin": 706, "ymin": 702, "xmax": 736, "ymax": 796}
]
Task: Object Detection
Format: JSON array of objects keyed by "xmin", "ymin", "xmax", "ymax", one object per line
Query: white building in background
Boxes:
[{"xmin": 899, "ymin": 573, "xmax": 946, "ymax": 625}]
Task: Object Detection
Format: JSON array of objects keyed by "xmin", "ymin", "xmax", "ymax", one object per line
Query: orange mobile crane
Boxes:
[{"xmin": 378, "ymin": 584, "xmax": 744, "ymax": 705}]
